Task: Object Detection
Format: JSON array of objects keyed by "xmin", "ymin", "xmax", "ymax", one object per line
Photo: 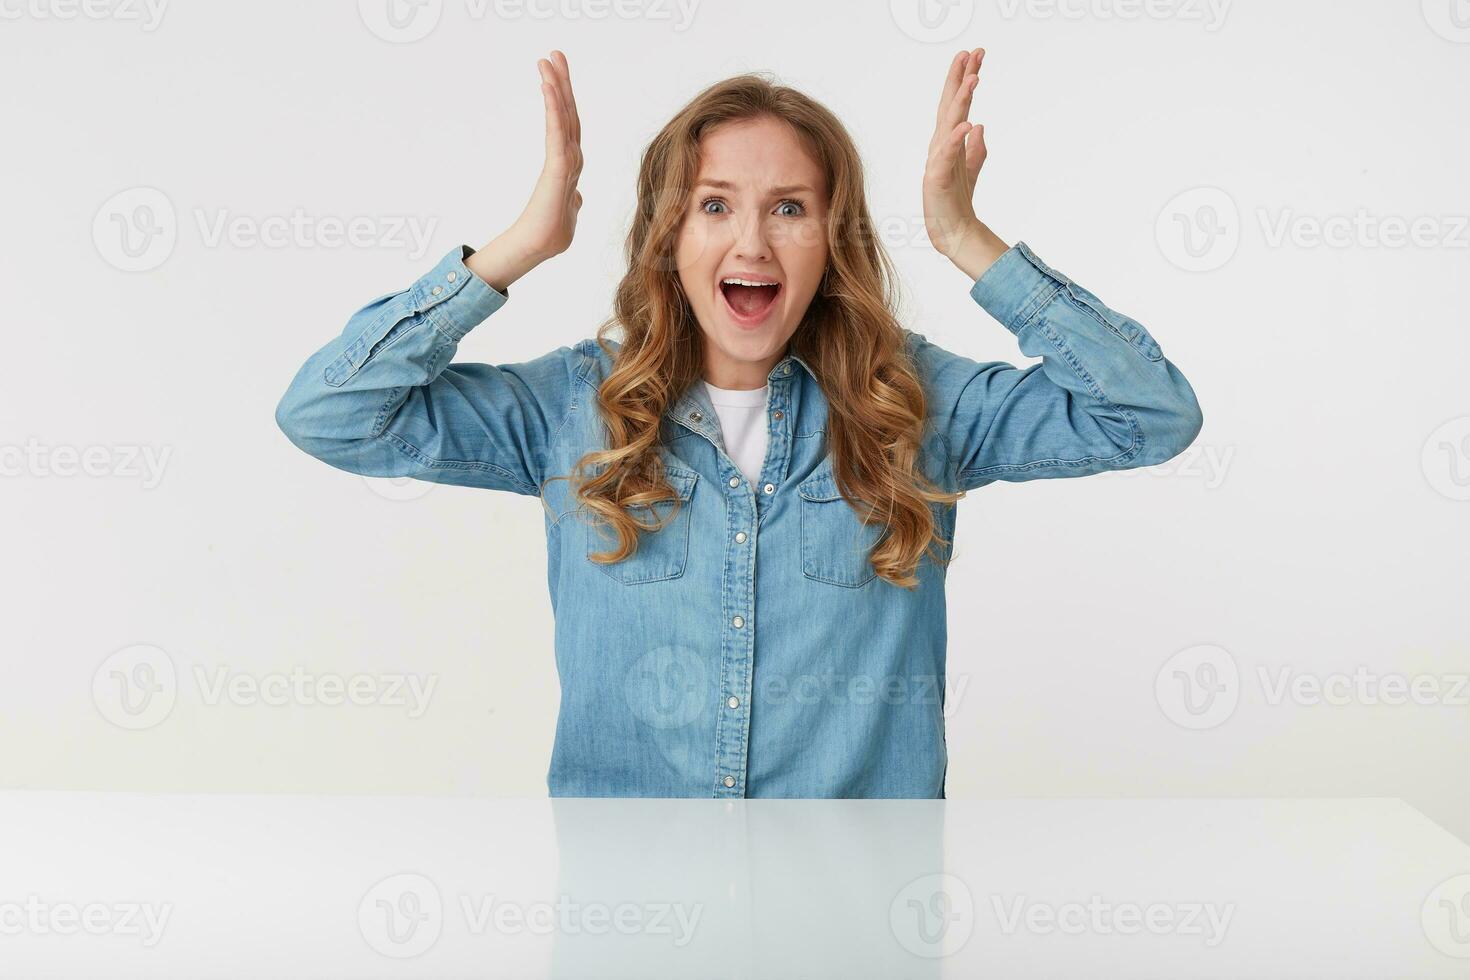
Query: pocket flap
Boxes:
[{"xmin": 797, "ymin": 466, "xmax": 843, "ymax": 502}]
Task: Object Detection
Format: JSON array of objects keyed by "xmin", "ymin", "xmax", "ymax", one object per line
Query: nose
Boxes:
[{"xmin": 733, "ymin": 208, "xmax": 771, "ymax": 264}]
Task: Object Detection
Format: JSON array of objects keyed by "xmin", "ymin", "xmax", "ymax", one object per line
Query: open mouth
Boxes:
[{"xmin": 719, "ymin": 278, "xmax": 782, "ymax": 324}]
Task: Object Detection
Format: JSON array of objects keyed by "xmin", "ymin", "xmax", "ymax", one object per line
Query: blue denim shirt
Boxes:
[{"xmin": 275, "ymin": 242, "xmax": 1203, "ymax": 798}]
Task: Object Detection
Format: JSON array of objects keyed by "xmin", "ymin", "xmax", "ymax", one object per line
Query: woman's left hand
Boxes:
[{"xmin": 923, "ymin": 47, "xmax": 1010, "ymax": 281}]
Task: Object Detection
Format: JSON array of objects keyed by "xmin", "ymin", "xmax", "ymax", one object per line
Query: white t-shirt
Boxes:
[{"xmin": 702, "ymin": 380, "xmax": 769, "ymax": 486}]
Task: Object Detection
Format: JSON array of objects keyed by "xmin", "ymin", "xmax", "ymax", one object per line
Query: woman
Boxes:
[{"xmin": 275, "ymin": 50, "xmax": 1203, "ymax": 799}]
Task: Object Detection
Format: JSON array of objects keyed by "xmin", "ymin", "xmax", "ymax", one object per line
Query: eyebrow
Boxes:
[{"xmin": 694, "ymin": 179, "xmax": 816, "ymax": 196}]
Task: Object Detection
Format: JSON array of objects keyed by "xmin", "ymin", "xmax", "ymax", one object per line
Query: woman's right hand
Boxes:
[{"xmin": 467, "ymin": 49, "xmax": 584, "ymax": 293}]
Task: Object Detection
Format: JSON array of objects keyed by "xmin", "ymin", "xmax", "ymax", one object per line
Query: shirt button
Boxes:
[
  {"xmin": 447, "ymin": 271, "xmax": 458, "ymax": 283},
  {"xmin": 734, "ymin": 531, "xmax": 747, "ymax": 543},
  {"xmin": 727, "ymin": 696, "xmax": 740, "ymax": 709},
  {"xmin": 728, "ymin": 476, "xmax": 740, "ymax": 488},
  {"xmin": 762, "ymin": 483, "xmax": 774, "ymax": 494},
  {"xmin": 732, "ymin": 615, "xmax": 744, "ymax": 628},
  {"xmin": 690, "ymin": 411, "xmax": 703, "ymax": 423},
  {"xmin": 431, "ymin": 286, "xmax": 443, "ymax": 296},
  {"xmin": 783, "ymin": 364, "xmax": 792, "ymax": 374},
  {"xmin": 772, "ymin": 410, "xmax": 783, "ymax": 420},
  {"xmin": 723, "ymin": 775, "xmax": 736, "ymax": 788}
]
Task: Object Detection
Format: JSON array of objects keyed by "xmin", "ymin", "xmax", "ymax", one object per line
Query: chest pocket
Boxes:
[
  {"xmin": 586, "ymin": 465, "xmax": 699, "ymax": 585},
  {"xmin": 797, "ymin": 468, "xmax": 887, "ymax": 588}
]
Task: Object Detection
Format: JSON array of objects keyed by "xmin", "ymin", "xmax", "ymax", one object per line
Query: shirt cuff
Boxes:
[
  {"xmin": 416, "ymin": 245, "xmax": 510, "ymax": 342},
  {"xmin": 969, "ymin": 241, "xmax": 1067, "ymax": 335}
]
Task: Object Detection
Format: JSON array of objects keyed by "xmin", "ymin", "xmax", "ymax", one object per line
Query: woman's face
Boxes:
[{"xmin": 674, "ymin": 116, "xmax": 829, "ymax": 388}]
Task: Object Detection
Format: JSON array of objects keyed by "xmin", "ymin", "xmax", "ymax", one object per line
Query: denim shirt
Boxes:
[{"xmin": 275, "ymin": 242, "xmax": 1203, "ymax": 798}]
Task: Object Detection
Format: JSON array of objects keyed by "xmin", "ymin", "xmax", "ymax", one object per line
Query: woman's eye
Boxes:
[{"xmin": 698, "ymin": 197, "xmax": 806, "ymax": 217}]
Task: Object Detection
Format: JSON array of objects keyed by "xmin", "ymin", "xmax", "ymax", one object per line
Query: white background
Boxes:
[{"xmin": 2, "ymin": 0, "xmax": 1467, "ymax": 840}]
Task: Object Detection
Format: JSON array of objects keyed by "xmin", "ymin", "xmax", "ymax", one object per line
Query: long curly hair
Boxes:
[{"xmin": 544, "ymin": 72, "xmax": 963, "ymax": 590}]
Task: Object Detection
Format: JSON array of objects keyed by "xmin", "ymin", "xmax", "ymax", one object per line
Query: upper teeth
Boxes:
[{"xmin": 723, "ymin": 278, "xmax": 778, "ymax": 287}]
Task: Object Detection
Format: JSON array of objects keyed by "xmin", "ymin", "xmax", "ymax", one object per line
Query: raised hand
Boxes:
[
  {"xmin": 922, "ymin": 47, "xmax": 1008, "ymax": 281},
  {"xmin": 467, "ymin": 49, "xmax": 585, "ymax": 293}
]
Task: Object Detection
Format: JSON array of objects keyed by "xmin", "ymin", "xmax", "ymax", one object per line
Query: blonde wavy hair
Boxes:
[{"xmin": 544, "ymin": 72, "xmax": 963, "ymax": 590}]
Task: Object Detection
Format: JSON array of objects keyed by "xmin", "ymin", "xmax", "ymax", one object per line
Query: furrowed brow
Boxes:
[{"xmin": 695, "ymin": 178, "xmax": 815, "ymax": 196}]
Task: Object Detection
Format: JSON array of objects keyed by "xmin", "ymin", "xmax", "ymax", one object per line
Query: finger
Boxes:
[
  {"xmin": 935, "ymin": 50, "xmax": 967, "ymax": 128},
  {"xmin": 551, "ymin": 50, "xmax": 581, "ymax": 148},
  {"xmin": 538, "ymin": 60, "xmax": 572, "ymax": 161},
  {"xmin": 541, "ymin": 78, "xmax": 568, "ymax": 172},
  {"xmin": 937, "ymin": 73, "xmax": 978, "ymax": 140},
  {"xmin": 930, "ymin": 121, "xmax": 972, "ymax": 182},
  {"xmin": 964, "ymin": 123, "xmax": 987, "ymax": 195}
]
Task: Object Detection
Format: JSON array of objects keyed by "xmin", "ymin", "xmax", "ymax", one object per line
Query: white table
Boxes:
[{"xmin": 2, "ymin": 793, "xmax": 1467, "ymax": 978}]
